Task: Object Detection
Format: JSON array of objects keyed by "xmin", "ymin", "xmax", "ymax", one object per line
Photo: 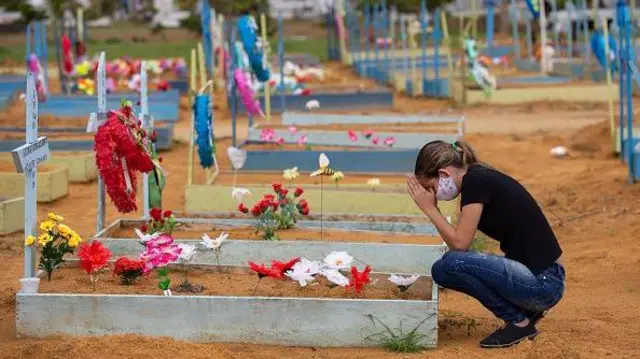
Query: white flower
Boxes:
[
  {"xmin": 323, "ymin": 251, "xmax": 353, "ymax": 270},
  {"xmin": 178, "ymin": 243, "xmax": 197, "ymax": 262},
  {"xmin": 331, "ymin": 171, "xmax": 344, "ymax": 182},
  {"xmin": 305, "ymin": 100, "xmax": 320, "ymax": 111},
  {"xmin": 285, "ymin": 268, "xmax": 316, "ymax": 287},
  {"xmin": 291, "ymin": 258, "xmax": 324, "ymax": 275},
  {"xmin": 134, "ymin": 228, "xmax": 160, "ymax": 243},
  {"xmin": 388, "ymin": 274, "xmax": 420, "ymax": 287},
  {"xmin": 283, "ymin": 167, "xmax": 299, "ymax": 180},
  {"xmin": 321, "ymin": 269, "xmax": 350, "ymax": 287},
  {"xmin": 366, "ymin": 178, "xmax": 381, "ymax": 189},
  {"xmin": 550, "ymin": 146, "xmax": 568, "ymax": 158},
  {"xmin": 200, "ymin": 232, "xmax": 228, "ymax": 250},
  {"xmin": 231, "ymin": 188, "xmax": 251, "ymax": 203}
]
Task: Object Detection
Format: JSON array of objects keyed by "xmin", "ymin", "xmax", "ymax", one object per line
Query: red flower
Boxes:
[
  {"xmin": 238, "ymin": 203, "xmax": 249, "ymax": 214},
  {"xmin": 140, "ymin": 224, "xmax": 147, "ymax": 233},
  {"xmin": 264, "ymin": 194, "xmax": 275, "ymax": 201},
  {"xmin": 363, "ymin": 129, "xmax": 374, "ymax": 138},
  {"xmin": 294, "ymin": 187, "xmax": 304, "ymax": 197},
  {"xmin": 250, "ymin": 205, "xmax": 262, "ymax": 216},
  {"xmin": 270, "ymin": 257, "xmax": 300, "ymax": 275},
  {"xmin": 78, "ymin": 240, "xmax": 112, "ymax": 274},
  {"xmin": 150, "ymin": 130, "xmax": 157, "ymax": 142},
  {"xmin": 300, "ymin": 207, "xmax": 310, "ymax": 216},
  {"xmin": 249, "ymin": 261, "xmax": 283, "ymax": 279},
  {"xmin": 279, "ymin": 199, "xmax": 289, "ymax": 206},
  {"xmin": 259, "ymin": 199, "xmax": 271, "ymax": 212},
  {"xmin": 272, "ymin": 183, "xmax": 282, "ymax": 193},
  {"xmin": 163, "ymin": 210, "xmax": 172, "ymax": 218},
  {"xmin": 270, "ymin": 201, "xmax": 279, "ymax": 211},
  {"xmin": 298, "ymin": 199, "xmax": 309, "ymax": 208},
  {"xmin": 348, "ymin": 265, "xmax": 372, "ymax": 293},
  {"xmin": 280, "ymin": 188, "xmax": 289, "ymax": 197},
  {"xmin": 150, "ymin": 208, "xmax": 163, "ymax": 221}
]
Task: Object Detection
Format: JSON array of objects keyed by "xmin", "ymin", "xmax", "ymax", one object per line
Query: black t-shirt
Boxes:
[{"xmin": 460, "ymin": 164, "xmax": 562, "ymax": 274}]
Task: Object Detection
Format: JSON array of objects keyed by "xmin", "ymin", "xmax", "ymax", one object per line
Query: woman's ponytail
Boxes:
[
  {"xmin": 453, "ymin": 140, "xmax": 479, "ymax": 167},
  {"xmin": 415, "ymin": 140, "xmax": 480, "ymax": 178}
]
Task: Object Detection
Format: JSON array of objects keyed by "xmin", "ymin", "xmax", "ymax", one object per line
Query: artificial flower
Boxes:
[
  {"xmin": 200, "ymin": 232, "xmax": 228, "ymax": 250},
  {"xmin": 294, "ymin": 187, "xmax": 304, "ymax": 197},
  {"xmin": 285, "ymin": 268, "xmax": 316, "ymax": 287},
  {"xmin": 48, "ymin": 212, "xmax": 64, "ymax": 221},
  {"xmin": 134, "ymin": 228, "xmax": 160, "ymax": 243},
  {"xmin": 297, "ymin": 134, "xmax": 308, "ymax": 146},
  {"xmin": 305, "ymin": 99, "xmax": 320, "ymax": 110},
  {"xmin": 288, "ymin": 126, "xmax": 298, "ymax": 135},
  {"xmin": 78, "ymin": 240, "xmax": 112, "ymax": 274},
  {"xmin": 113, "ymin": 257, "xmax": 146, "ymax": 285},
  {"xmin": 150, "ymin": 208, "xmax": 163, "ymax": 221},
  {"xmin": 163, "ymin": 210, "xmax": 172, "ymax": 218},
  {"xmin": 363, "ymin": 129, "xmax": 374, "ymax": 139},
  {"xmin": 388, "ymin": 274, "xmax": 420, "ymax": 292},
  {"xmin": 323, "ymin": 251, "xmax": 354, "ymax": 270},
  {"xmin": 259, "ymin": 128, "xmax": 276, "ymax": 141},
  {"xmin": 249, "ymin": 261, "xmax": 283, "ymax": 279},
  {"xmin": 291, "ymin": 258, "xmax": 324, "ymax": 276},
  {"xmin": 24, "ymin": 235, "xmax": 35, "ymax": 246},
  {"xmin": 38, "ymin": 233, "xmax": 52, "ymax": 245},
  {"xmin": 231, "ymin": 188, "xmax": 251, "ymax": 203},
  {"xmin": 273, "ymin": 183, "xmax": 283, "ymax": 193},
  {"xmin": 67, "ymin": 235, "xmax": 82, "ymax": 248},
  {"xmin": 271, "ymin": 257, "xmax": 301, "ymax": 275},
  {"xmin": 276, "ymin": 137, "xmax": 285, "ymax": 145},
  {"xmin": 331, "ymin": 171, "xmax": 344, "ymax": 183},
  {"xmin": 366, "ymin": 178, "xmax": 381, "ymax": 189},
  {"xmin": 384, "ymin": 136, "xmax": 396, "ymax": 147},
  {"xmin": 39, "ymin": 220, "xmax": 55, "ymax": 232},
  {"xmin": 238, "ymin": 203, "xmax": 249, "ymax": 213},
  {"xmin": 178, "ymin": 243, "xmax": 197, "ymax": 262},
  {"xmin": 348, "ymin": 265, "xmax": 372, "ymax": 293},
  {"xmin": 283, "ymin": 167, "xmax": 299, "ymax": 181},
  {"xmin": 321, "ymin": 269, "xmax": 350, "ymax": 287},
  {"xmin": 371, "ymin": 136, "xmax": 380, "ymax": 145},
  {"xmin": 347, "ymin": 130, "xmax": 358, "ymax": 142},
  {"xmin": 57, "ymin": 224, "xmax": 72, "ymax": 236}
]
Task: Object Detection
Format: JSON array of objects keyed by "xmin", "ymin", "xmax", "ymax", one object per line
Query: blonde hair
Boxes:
[{"xmin": 414, "ymin": 140, "xmax": 479, "ymax": 178}]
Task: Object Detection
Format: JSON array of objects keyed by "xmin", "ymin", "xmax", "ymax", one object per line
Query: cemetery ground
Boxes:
[{"xmin": 0, "ymin": 24, "xmax": 639, "ymax": 354}]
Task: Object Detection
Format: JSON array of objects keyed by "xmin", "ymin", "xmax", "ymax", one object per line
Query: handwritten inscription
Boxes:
[{"xmin": 11, "ymin": 137, "xmax": 50, "ymax": 173}]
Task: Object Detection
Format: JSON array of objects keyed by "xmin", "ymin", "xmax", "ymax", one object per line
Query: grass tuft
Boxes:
[{"xmin": 362, "ymin": 313, "xmax": 434, "ymax": 353}]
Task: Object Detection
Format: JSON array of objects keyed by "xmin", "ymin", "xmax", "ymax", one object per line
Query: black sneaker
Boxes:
[{"xmin": 479, "ymin": 322, "xmax": 539, "ymax": 349}]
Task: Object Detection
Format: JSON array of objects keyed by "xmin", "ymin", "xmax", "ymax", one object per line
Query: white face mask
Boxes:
[{"xmin": 436, "ymin": 175, "xmax": 460, "ymax": 201}]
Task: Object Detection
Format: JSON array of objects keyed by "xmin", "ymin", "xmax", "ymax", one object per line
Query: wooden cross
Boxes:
[
  {"xmin": 140, "ymin": 61, "xmax": 152, "ymax": 218},
  {"xmin": 86, "ymin": 52, "xmax": 107, "ymax": 231},
  {"xmin": 12, "ymin": 72, "xmax": 50, "ymax": 279}
]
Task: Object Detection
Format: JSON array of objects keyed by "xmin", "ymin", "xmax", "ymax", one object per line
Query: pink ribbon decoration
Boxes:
[{"xmin": 234, "ymin": 69, "xmax": 264, "ymax": 117}]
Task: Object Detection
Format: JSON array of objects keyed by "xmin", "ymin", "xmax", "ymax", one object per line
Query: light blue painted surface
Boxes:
[
  {"xmin": 499, "ymin": 76, "xmax": 571, "ymax": 85},
  {"xmin": 281, "ymin": 112, "xmax": 463, "ymax": 125},
  {"xmin": 247, "ymin": 128, "xmax": 458, "ymax": 149},
  {"xmin": 40, "ymin": 102, "xmax": 179, "ymax": 122},
  {"xmin": 45, "ymin": 89, "xmax": 180, "ymax": 102},
  {"xmin": 241, "ymin": 148, "xmax": 419, "ymax": 173}
]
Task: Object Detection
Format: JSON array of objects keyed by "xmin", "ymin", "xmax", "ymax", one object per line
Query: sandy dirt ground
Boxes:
[{"xmin": 0, "ymin": 62, "xmax": 639, "ymax": 359}]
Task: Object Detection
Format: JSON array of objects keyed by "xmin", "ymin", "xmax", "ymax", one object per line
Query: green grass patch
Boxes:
[{"xmin": 0, "ymin": 36, "xmax": 328, "ymax": 64}]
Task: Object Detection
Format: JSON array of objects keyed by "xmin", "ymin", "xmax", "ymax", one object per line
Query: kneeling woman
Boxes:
[{"xmin": 407, "ymin": 140, "xmax": 565, "ymax": 349}]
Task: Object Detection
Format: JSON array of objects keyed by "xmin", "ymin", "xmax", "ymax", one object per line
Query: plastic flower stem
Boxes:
[
  {"xmin": 320, "ymin": 176, "xmax": 324, "ymax": 241},
  {"xmin": 232, "ymin": 169, "xmax": 238, "ymax": 188},
  {"xmin": 215, "ymin": 250, "xmax": 222, "ymax": 275}
]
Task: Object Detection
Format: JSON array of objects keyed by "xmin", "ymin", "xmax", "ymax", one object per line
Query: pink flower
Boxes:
[
  {"xmin": 384, "ymin": 136, "xmax": 396, "ymax": 147},
  {"xmin": 347, "ymin": 130, "xmax": 358, "ymax": 142},
  {"xmin": 371, "ymin": 136, "xmax": 380, "ymax": 145},
  {"xmin": 297, "ymin": 134, "xmax": 308, "ymax": 146},
  {"xmin": 260, "ymin": 128, "xmax": 276, "ymax": 141},
  {"xmin": 139, "ymin": 234, "xmax": 182, "ymax": 273},
  {"xmin": 288, "ymin": 126, "xmax": 298, "ymax": 135},
  {"xmin": 363, "ymin": 129, "xmax": 374, "ymax": 138},
  {"xmin": 276, "ymin": 137, "xmax": 285, "ymax": 145}
]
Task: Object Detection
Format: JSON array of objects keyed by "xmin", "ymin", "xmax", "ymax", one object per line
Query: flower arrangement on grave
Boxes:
[
  {"xmin": 94, "ymin": 101, "xmax": 165, "ymax": 214},
  {"xmin": 138, "ymin": 208, "xmax": 178, "ymax": 236},
  {"xmin": 77, "ymin": 240, "xmax": 112, "ymax": 290},
  {"xmin": 24, "ymin": 213, "xmax": 82, "ymax": 281},
  {"xmin": 249, "ymin": 257, "xmax": 300, "ymax": 294},
  {"xmin": 282, "ymin": 167, "xmax": 299, "ymax": 185},
  {"xmin": 239, "ymin": 184, "xmax": 309, "ymax": 241},
  {"xmin": 200, "ymin": 232, "xmax": 229, "ymax": 274},
  {"xmin": 113, "ymin": 257, "xmax": 146, "ymax": 285},
  {"xmin": 388, "ymin": 274, "xmax": 420, "ymax": 293},
  {"xmin": 348, "ymin": 265, "xmax": 372, "ymax": 294},
  {"xmin": 175, "ymin": 243, "xmax": 203, "ymax": 293}
]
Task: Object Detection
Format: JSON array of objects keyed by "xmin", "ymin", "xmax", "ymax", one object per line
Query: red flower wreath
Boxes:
[{"xmin": 94, "ymin": 105, "xmax": 156, "ymax": 213}]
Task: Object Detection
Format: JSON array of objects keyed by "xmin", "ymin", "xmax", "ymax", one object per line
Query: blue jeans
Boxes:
[{"xmin": 431, "ymin": 251, "xmax": 565, "ymax": 324}]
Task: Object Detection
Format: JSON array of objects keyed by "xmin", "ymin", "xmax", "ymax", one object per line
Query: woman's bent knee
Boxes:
[{"xmin": 431, "ymin": 251, "xmax": 465, "ymax": 286}]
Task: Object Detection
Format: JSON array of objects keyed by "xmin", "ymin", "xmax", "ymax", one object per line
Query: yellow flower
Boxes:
[
  {"xmin": 67, "ymin": 235, "xmax": 82, "ymax": 248},
  {"xmin": 24, "ymin": 235, "xmax": 36, "ymax": 246},
  {"xmin": 48, "ymin": 212, "xmax": 64, "ymax": 221},
  {"xmin": 58, "ymin": 224, "xmax": 71, "ymax": 236},
  {"xmin": 38, "ymin": 233, "xmax": 52, "ymax": 245},
  {"xmin": 331, "ymin": 171, "xmax": 345, "ymax": 183},
  {"xmin": 39, "ymin": 220, "xmax": 55, "ymax": 232}
]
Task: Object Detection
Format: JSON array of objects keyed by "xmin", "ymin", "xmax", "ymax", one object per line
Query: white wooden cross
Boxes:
[
  {"xmin": 12, "ymin": 72, "xmax": 50, "ymax": 279},
  {"xmin": 86, "ymin": 51, "xmax": 107, "ymax": 231},
  {"xmin": 140, "ymin": 61, "xmax": 152, "ymax": 218}
]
